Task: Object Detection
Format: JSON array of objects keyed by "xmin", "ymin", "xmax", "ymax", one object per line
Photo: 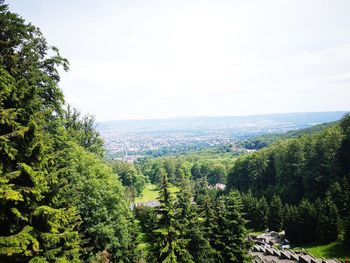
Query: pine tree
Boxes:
[
  {"xmin": 148, "ymin": 169, "xmax": 189, "ymax": 263},
  {"xmin": 345, "ymin": 217, "xmax": 350, "ymax": 247},
  {"xmin": 327, "ymin": 181, "xmax": 349, "ymax": 217},
  {"xmin": 241, "ymin": 191, "xmax": 256, "ymax": 229},
  {"xmin": 297, "ymin": 199, "xmax": 317, "ymax": 244},
  {"xmin": 339, "ymin": 114, "xmax": 350, "ymax": 185},
  {"xmin": 268, "ymin": 195, "xmax": 283, "ymax": 232},
  {"xmin": 177, "ymin": 175, "xmax": 214, "ymax": 262},
  {"xmin": 241, "ymin": 191, "xmax": 266, "ymax": 230},
  {"xmin": 210, "ymin": 196, "xmax": 226, "ymax": 262},
  {"xmin": 223, "ymin": 191, "xmax": 250, "ymax": 262},
  {"xmin": 174, "ymin": 173, "xmax": 194, "ymax": 263},
  {"xmin": 202, "ymin": 193, "xmax": 219, "ymax": 260},
  {"xmin": 283, "ymin": 204, "xmax": 299, "ymax": 244},
  {"xmin": 211, "ymin": 192, "xmax": 250, "ymax": 263},
  {"xmin": 193, "ymin": 177, "xmax": 210, "ymax": 205},
  {"xmin": 256, "ymin": 197, "xmax": 268, "ymax": 230},
  {"xmin": 0, "ymin": 2, "xmax": 81, "ymax": 261},
  {"xmin": 317, "ymin": 196, "xmax": 340, "ymax": 243}
]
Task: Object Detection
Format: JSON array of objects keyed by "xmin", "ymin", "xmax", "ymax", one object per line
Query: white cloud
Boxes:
[{"xmin": 8, "ymin": 0, "xmax": 350, "ymax": 120}]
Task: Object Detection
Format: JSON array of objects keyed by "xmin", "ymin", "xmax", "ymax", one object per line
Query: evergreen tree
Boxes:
[
  {"xmin": 223, "ymin": 191, "xmax": 250, "ymax": 262},
  {"xmin": 148, "ymin": 169, "xmax": 190, "ymax": 263},
  {"xmin": 283, "ymin": 204, "xmax": 299, "ymax": 244},
  {"xmin": 210, "ymin": 196, "xmax": 226, "ymax": 262},
  {"xmin": 211, "ymin": 192, "xmax": 250, "ymax": 262},
  {"xmin": 268, "ymin": 195, "xmax": 283, "ymax": 232},
  {"xmin": 327, "ymin": 181, "xmax": 349, "ymax": 217},
  {"xmin": 0, "ymin": 2, "xmax": 81, "ymax": 261},
  {"xmin": 241, "ymin": 191, "xmax": 268, "ymax": 230},
  {"xmin": 297, "ymin": 199, "xmax": 317, "ymax": 244},
  {"xmin": 240, "ymin": 191, "xmax": 256, "ymax": 229},
  {"xmin": 177, "ymin": 175, "xmax": 214, "ymax": 262},
  {"xmin": 345, "ymin": 217, "xmax": 350, "ymax": 247},
  {"xmin": 174, "ymin": 174, "xmax": 194, "ymax": 263},
  {"xmin": 193, "ymin": 177, "xmax": 210, "ymax": 205},
  {"xmin": 257, "ymin": 197, "xmax": 269, "ymax": 230},
  {"xmin": 317, "ymin": 196, "xmax": 340, "ymax": 243},
  {"xmin": 202, "ymin": 193, "xmax": 219, "ymax": 260},
  {"xmin": 339, "ymin": 114, "xmax": 350, "ymax": 185}
]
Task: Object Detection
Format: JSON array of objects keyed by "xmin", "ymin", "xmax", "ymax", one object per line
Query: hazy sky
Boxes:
[{"xmin": 8, "ymin": 0, "xmax": 350, "ymax": 121}]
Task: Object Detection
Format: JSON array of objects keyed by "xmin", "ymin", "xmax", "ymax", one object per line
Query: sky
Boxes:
[{"xmin": 8, "ymin": 0, "xmax": 350, "ymax": 121}]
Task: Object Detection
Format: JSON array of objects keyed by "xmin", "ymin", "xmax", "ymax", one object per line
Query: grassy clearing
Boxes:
[
  {"xmin": 293, "ymin": 241, "xmax": 350, "ymax": 261},
  {"xmin": 135, "ymin": 183, "xmax": 179, "ymax": 203},
  {"xmin": 135, "ymin": 184, "xmax": 159, "ymax": 203}
]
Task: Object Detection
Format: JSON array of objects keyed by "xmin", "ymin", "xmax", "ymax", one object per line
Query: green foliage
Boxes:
[
  {"xmin": 284, "ymin": 196, "xmax": 341, "ymax": 246},
  {"xmin": 209, "ymin": 192, "xmax": 250, "ymax": 263},
  {"xmin": 0, "ymin": 3, "xmax": 136, "ymax": 262},
  {"xmin": 207, "ymin": 163, "xmax": 227, "ymax": 185},
  {"xmin": 267, "ymin": 195, "xmax": 283, "ymax": 232},
  {"xmin": 241, "ymin": 121, "xmax": 337, "ymax": 150},
  {"xmin": 295, "ymin": 241, "xmax": 350, "ymax": 261},
  {"xmin": 112, "ymin": 160, "xmax": 148, "ymax": 199},
  {"xmin": 345, "ymin": 217, "xmax": 350, "ymax": 246},
  {"xmin": 227, "ymin": 122, "xmax": 345, "ymax": 203},
  {"xmin": 148, "ymin": 170, "xmax": 193, "ymax": 263},
  {"xmin": 0, "ymin": 226, "xmax": 39, "ymax": 259},
  {"xmin": 227, "ymin": 115, "xmax": 350, "ymax": 247},
  {"xmin": 142, "ymin": 169, "xmax": 250, "ymax": 262},
  {"xmin": 338, "ymin": 114, "xmax": 350, "ymax": 183},
  {"xmin": 240, "ymin": 191, "xmax": 268, "ymax": 230},
  {"xmin": 0, "ymin": 2, "xmax": 81, "ymax": 261},
  {"xmin": 51, "ymin": 144, "xmax": 133, "ymax": 262},
  {"xmin": 283, "ymin": 204, "xmax": 299, "ymax": 243},
  {"xmin": 138, "ymin": 152, "xmax": 235, "ymax": 186},
  {"xmin": 284, "ymin": 200, "xmax": 317, "ymax": 245},
  {"xmin": 63, "ymin": 106, "xmax": 104, "ymax": 157},
  {"xmin": 327, "ymin": 180, "xmax": 349, "ymax": 217},
  {"xmin": 193, "ymin": 177, "xmax": 210, "ymax": 205},
  {"xmin": 316, "ymin": 196, "xmax": 340, "ymax": 243},
  {"xmin": 176, "ymin": 176, "xmax": 215, "ymax": 263},
  {"xmin": 135, "ymin": 183, "xmax": 179, "ymax": 204},
  {"xmin": 134, "ymin": 205, "xmax": 158, "ymax": 236}
]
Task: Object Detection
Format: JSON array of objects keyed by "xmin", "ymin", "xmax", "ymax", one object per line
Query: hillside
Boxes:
[
  {"xmin": 242, "ymin": 121, "xmax": 339, "ymax": 149},
  {"xmin": 227, "ymin": 114, "xmax": 350, "ymax": 254}
]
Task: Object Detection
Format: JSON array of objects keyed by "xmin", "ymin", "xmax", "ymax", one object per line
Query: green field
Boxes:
[
  {"xmin": 294, "ymin": 242, "xmax": 350, "ymax": 261},
  {"xmin": 135, "ymin": 183, "xmax": 179, "ymax": 203}
]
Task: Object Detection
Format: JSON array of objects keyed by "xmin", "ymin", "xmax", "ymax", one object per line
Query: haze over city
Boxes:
[{"xmin": 9, "ymin": 0, "xmax": 350, "ymax": 121}]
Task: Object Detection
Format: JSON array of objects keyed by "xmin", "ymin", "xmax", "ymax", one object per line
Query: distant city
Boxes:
[{"xmin": 98, "ymin": 111, "xmax": 347, "ymax": 159}]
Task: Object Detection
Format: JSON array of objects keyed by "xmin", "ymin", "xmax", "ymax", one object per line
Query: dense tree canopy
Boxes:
[
  {"xmin": 228, "ymin": 115, "xmax": 350, "ymax": 247},
  {"xmin": 2, "ymin": 0, "xmax": 349, "ymax": 261},
  {"xmin": 0, "ymin": 2, "xmax": 135, "ymax": 262}
]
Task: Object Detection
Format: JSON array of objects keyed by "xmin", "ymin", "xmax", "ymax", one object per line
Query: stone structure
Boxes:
[{"xmin": 250, "ymin": 245, "xmax": 341, "ymax": 263}]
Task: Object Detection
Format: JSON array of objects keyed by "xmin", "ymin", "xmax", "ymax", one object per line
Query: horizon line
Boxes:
[{"xmin": 97, "ymin": 110, "xmax": 349, "ymax": 123}]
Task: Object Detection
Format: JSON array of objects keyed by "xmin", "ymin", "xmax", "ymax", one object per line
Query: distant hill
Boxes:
[
  {"xmin": 98, "ymin": 111, "xmax": 348, "ymax": 137},
  {"xmin": 241, "ymin": 121, "xmax": 339, "ymax": 149}
]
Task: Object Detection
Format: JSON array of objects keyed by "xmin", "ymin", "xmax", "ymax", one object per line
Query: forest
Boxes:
[
  {"xmin": 0, "ymin": 1, "xmax": 350, "ymax": 262},
  {"xmin": 227, "ymin": 117, "xmax": 350, "ymax": 247}
]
